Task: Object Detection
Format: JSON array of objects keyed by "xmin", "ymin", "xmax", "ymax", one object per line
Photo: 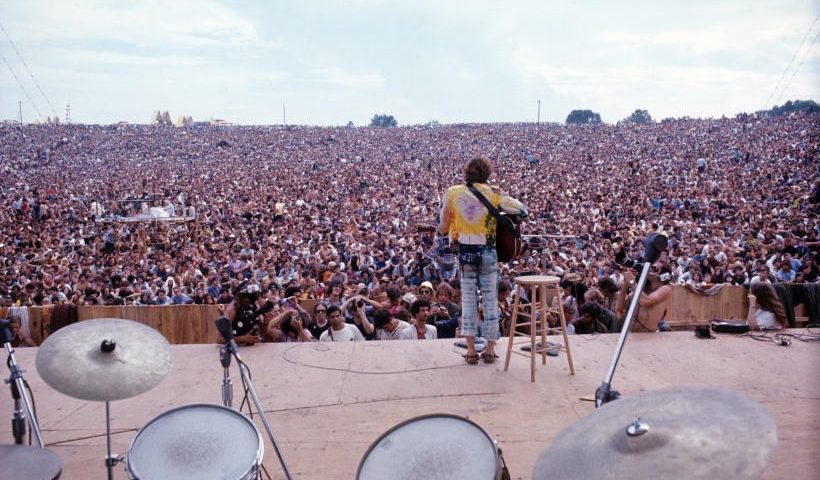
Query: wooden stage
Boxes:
[{"xmin": 2, "ymin": 330, "xmax": 819, "ymax": 479}]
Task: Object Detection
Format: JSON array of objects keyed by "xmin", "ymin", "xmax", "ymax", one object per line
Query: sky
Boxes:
[{"xmin": 1, "ymin": 0, "xmax": 818, "ymax": 125}]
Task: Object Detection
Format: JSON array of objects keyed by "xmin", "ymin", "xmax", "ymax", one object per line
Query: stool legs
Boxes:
[
  {"xmin": 504, "ymin": 280, "xmax": 576, "ymax": 381},
  {"xmin": 503, "ymin": 286, "xmax": 522, "ymax": 372}
]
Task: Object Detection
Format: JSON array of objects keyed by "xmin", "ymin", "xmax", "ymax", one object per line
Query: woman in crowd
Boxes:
[{"xmin": 746, "ymin": 283, "xmax": 788, "ymax": 330}]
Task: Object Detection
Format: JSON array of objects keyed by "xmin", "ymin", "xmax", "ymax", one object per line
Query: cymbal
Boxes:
[
  {"xmin": 36, "ymin": 318, "xmax": 172, "ymax": 402},
  {"xmin": 0, "ymin": 445, "xmax": 62, "ymax": 480},
  {"xmin": 533, "ymin": 386, "xmax": 777, "ymax": 480}
]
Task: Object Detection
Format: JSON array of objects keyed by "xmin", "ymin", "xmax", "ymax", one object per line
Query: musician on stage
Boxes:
[{"xmin": 437, "ymin": 156, "xmax": 527, "ymax": 364}]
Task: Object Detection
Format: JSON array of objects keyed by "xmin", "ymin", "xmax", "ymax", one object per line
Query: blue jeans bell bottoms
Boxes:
[{"xmin": 459, "ymin": 246, "xmax": 500, "ymax": 341}]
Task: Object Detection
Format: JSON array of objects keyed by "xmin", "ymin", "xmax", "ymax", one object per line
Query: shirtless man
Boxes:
[{"xmin": 616, "ymin": 265, "xmax": 672, "ymax": 332}]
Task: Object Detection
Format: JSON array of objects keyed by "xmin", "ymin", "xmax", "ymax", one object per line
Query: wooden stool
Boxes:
[{"xmin": 503, "ymin": 275, "xmax": 575, "ymax": 382}]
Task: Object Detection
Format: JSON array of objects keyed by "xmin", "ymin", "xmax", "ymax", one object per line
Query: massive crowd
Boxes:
[{"xmin": 0, "ymin": 114, "xmax": 817, "ymax": 329}]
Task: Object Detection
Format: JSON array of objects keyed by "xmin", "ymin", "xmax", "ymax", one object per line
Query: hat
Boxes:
[
  {"xmin": 380, "ymin": 275, "xmax": 390, "ymax": 281},
  {"xmin": 402, "ymin": 292, "xmax": 417, "ymax": 304},
  {"xmin": 420, "ymin": 281, "xmax": 434, "ymax": 291},
  {"xmin": 328, "ymin": 261, "xmax": 337, "ymax": 268}
]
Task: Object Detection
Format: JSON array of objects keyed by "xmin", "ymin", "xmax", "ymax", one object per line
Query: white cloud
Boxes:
[
  {"xmin": 306, "ymin": 68, "xmax": 385, "ymax": 88},
  {"xmin": 6, "ymin": 0, "xmax": 277, "ymax": 49}
]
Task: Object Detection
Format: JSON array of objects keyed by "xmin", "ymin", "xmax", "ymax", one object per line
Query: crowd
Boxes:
[{"xmin": 0, "ymin": 113, "xmax": 817, "ymax": 340}]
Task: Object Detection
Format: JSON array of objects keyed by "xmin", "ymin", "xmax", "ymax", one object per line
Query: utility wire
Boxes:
[
  {"xmin": 775, "ymin": 29, "xmax": 820, "ymax": 106},
  {"xmin": 0, "ymin": 20, "xmax": 58, "ymax": 118},
  {"xmin": 764, "ymin": 13, "xmax": 819, "ymax": 110},
  {"xmin": 0, "ymin": 49, "xmax": 44, "ymax": 121}
]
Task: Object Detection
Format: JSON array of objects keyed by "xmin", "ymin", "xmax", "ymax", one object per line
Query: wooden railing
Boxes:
[{"xmin": 1, "ymin": 286, "xmax": 811, "ymax": 345}]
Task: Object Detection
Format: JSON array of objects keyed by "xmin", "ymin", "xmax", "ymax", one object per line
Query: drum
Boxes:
[
  {"xmin": 0, "ymin": 444, "xmax": 62, "ymax": 480},
  {"xmin": 126, "ymin": 404, "xmax": 263, "ymax": 480},
  {"xmin": 357, "ymin": 414, "xmax": 502, "ymax": 480}
]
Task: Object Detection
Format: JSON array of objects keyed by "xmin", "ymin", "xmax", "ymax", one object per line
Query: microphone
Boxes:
[
  {"xmin": 215, "ymin": 316, "xmax": 239, "ymax": 355},
  {"xmin": 643, "ymin": 233, "xmax": 668, "ymax": 264},
  {"xmin": 0, "ymin": 319, "xmax": 12, "ymax": 344}
]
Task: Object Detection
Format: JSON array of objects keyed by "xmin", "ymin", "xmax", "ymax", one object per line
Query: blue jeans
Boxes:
[{"xmin": 460, "ymin": 246, "xmax": 500, "ymax": 341}]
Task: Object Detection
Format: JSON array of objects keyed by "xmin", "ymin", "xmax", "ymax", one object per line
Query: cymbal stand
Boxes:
[
  {"xmin": 4, "ymin": 341, "xmax": 44, "ymax": 447},
  {"xmin": 595, "ymin": 261, "xmax": 652, "ymax": 408},
  {"xmin": 232, "ymin": 351, "xmax": 293, "ymax": 480},
  {"xmin": 103, "ymin": 401, "xmax": 124, "ymax": 480}
]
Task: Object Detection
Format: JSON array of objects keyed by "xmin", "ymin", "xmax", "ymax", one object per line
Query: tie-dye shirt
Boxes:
[{"xmin": 438, "ymin": 183, "xmax": 528, "ymax": 246}]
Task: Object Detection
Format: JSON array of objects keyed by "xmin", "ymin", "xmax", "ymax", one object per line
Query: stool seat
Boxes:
[
  {"xmin": 513, "ymin": 275, "xmax": 559, "ymax": 285},
  {"xmin": 503, "ymin": 275, "xmax": 575, "ymax": 382}
]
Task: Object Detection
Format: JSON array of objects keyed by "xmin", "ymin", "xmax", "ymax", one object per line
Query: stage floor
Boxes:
[{"xmin": 2, "ymin": 330, "xmax": 819, "ymax": 479}]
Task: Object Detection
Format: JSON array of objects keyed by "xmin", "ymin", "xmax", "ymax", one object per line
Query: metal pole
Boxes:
[
  {"xmin": 237, "ymin": 357, "xmax": 293, "ymax": 480},
  {"xmin": 18, "ymin": 100, "xmax": 22, "ymax": 125},
  {"xmin": 4, "ymin": 342, "xmax": 44, "ymax": 447},
  {"xmin": 105, "ymin": 401, "xmax": 114, "ymax": 480},
  {"xmin": 595, "ymin": 261, "xmax": 652, "ymax": 407},
  {"xmin": 537, "ymin": 99, "xmax": 541, "ymax": 125},
  {"xmin": 282, "ymin": 104, "xmax": 286, "ymax": 125}
]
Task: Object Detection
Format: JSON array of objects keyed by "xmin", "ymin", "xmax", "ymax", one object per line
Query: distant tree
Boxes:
[
  {"xmin": 566, "ymin": 109, "xmax": 602, "ymax": 125},
  {"xmin": 767, "ymin": 100, "xmax": 819, "ymax": 116},
  {"xmin": 369, "ymin": 114, "xmax": 398, "ymax": 128},
  {"xmin": 346, "ymin": 121, "xmax": 355, "ymax": 128},
  {"xmin": 624, "ymin": 109, "xmax": 653, "ymax": 124}
]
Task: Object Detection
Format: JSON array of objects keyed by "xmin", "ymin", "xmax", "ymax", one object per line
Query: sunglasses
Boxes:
[{"xmin": 419, "ymin": 289, "xmax": 432, "ymax": 294}]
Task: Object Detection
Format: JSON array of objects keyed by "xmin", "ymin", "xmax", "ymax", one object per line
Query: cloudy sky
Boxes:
[{"xmin": 1, "ymin": 0, "xmax": 818, "ymax": 125}]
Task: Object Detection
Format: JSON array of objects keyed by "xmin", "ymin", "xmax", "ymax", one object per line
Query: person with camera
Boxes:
[
  {"xmin": 343, "ymin": 294, "xmax": 376, "ymax": 339},
  {"xmin": 217, "ymin": 281, "xmax": 277, "ymax": 346},
  {"xmin": 267, "ymin": 309, "xmax": 315, "ymax": 342},
  {"xmin": 437, "ymin": 156, "xmax": 528, "ymax": 364}
]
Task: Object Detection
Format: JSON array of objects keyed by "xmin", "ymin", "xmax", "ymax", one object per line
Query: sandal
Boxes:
[
  {"xmin": 463, "ymin": 352, "xmax": 479, "ymax": 365},
  {"xmin": 481, "ymin": 351, "xmax": 499, "ymax": 364}
]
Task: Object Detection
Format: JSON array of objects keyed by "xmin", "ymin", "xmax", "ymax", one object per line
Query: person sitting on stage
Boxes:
[
  {"xmin": 746, "ymin": 283, "xmax": 787, "ymax": 330},
  {"xmin": 320, "ymin": 305, "xmax": 365, "ymax": 342},
  {"xmin": 616, "ymin": 266, "xmax": 673, "ymax": 332},
  {"xmin": 218, "ymin": 281, "xmax": 277, "ymax": 346},
  {"xmin": 410, "ymin": 299, "xmax": 437, "ymax": 340},
  {"xmin": 373, "ymin": 308, "xmax": 415, "ymax": 340}
]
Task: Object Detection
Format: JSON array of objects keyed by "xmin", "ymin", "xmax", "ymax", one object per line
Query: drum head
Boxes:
[
  {"xmin": 358, "ymin": 414, "xmax": 498, "ymax": 480},
  {"xmin": 127, "ymin": 404, "xmax": 262, "ymax": 480},
  {"xmin": 0, "ymin": 444, "xmax": 62, "ymax": 480}
]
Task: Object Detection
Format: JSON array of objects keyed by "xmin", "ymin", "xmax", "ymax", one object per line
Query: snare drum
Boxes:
[
  {"xmin": 357, "ymin": 414, "xmax": 502, "ymax": 480},
  {"xmin": 126, "ymin": 404, "xmax": 263, "ymax": 480}
]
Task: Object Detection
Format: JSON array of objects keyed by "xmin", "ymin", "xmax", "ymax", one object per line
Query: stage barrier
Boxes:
[{"xmin": 0, "ymin": 286, "xmax": 811, "ymax": 345}]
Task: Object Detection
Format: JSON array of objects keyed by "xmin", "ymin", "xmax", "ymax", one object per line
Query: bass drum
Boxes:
[
  {"xmin": 126, "ymin": 404, "xmax": 263, "ymax": 480},
  {"xmin": 357, "ymin": 414, "xmax": 505, "ymax": 480}
]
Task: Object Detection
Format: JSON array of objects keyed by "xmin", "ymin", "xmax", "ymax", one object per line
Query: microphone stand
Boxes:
[
  {"xmin": 219, "ymin": 345, "xmax": 233, "ymax": 408},
  {"xmin": 229, "ymin": 348, "xmax": 293, "ymax": 480},
  {"xmin": 3, "ymin": 340, "xmax": 44, "ymax": 447},
  {"xmin": 595, "ymin": 261, "xmax": 652, "ymax": 407}
]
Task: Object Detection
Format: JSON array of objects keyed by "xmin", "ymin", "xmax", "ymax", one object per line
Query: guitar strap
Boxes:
[{"xmin": 465, "ymin": 183, "xmax": 503, "ymax": 221}]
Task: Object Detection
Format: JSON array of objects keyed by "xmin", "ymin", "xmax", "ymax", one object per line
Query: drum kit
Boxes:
[
  {"xmin": 1, "ymin": 317, "xmax": 273, "ymax": 480},
  {"xmin": 3, "ymin": 316, "xmax": 780, "ymax": 479}
]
